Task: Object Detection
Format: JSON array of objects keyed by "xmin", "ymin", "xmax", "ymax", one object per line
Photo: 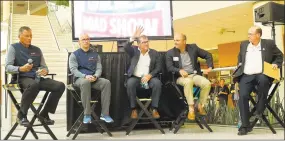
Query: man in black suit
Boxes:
[
  {"xmin": 166, "ymin": 33, "xmax": 213, "ymax": 120},
  {"xmin": 234, "ymin": 26, "xmax": 283, "ymax": 135},
  {"xmin": 124, "ymin": 26, "xmax": 162, "ymax": 119}
]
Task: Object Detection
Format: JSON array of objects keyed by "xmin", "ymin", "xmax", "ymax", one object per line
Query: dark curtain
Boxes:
[{"xmin": 66, "ymin": 52, "xmax": 183, "ymax": 132}]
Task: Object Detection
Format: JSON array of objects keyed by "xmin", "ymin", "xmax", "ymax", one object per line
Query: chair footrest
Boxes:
[
  {"xmin": 35, "ymin": 131, "xmax": 49, "ymax": 134},
  {"xmin": 33, "ymin": 123, "xmax": 54, "ymax": 127},
  {"xmin": 11, "ymin": 135, "xmax": 21, "ymax": 138},
  {"xmin": 139, "ymin": 98, "xmax": 152, "ymax": 101},
  {"xmin": 138, "ymin": 117, "xmax": 155, "ymax": 120},
  {"xmin": 91, "ymin": 120, "xmax": 104, "ymax": 123}
]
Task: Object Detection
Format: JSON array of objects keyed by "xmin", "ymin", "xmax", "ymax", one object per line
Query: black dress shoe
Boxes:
[
  {"xmin": 247, "ymin": 127, "xmax": 253, "ymax": 132},
  {"xmin": 42, "ymin": 118, "xmax": 55, "ymax": 125},
  {"xmin": 17, "ymin": 117, "xmax": 29, "ymax": 126},
  {"xmin": 238, "ymin": 128, "xmax": 248, "ymax": 135},
  {"xmin": 39, "ymin": 113, "xmax": 55, "ymax": 125}
]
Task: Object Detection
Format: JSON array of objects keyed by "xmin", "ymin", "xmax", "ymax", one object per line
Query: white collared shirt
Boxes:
[
  {"xmin": 244, "ymin": 41, "xmax": 263, "ymax": 75},
  {"xmin": 133, "ymin": 49, "xmax": 151, "ymax": 77}
]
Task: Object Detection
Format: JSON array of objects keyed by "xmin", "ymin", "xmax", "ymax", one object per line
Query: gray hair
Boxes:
[
  {"xmin": 18, "ymin": 26, "xmax": 31, "ymax": 37},
  {"xmin": 137, "ymin": 35, "xmax": 148, "ymax": 44}
]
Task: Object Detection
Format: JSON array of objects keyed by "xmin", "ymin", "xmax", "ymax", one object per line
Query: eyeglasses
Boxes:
[
  {"xmin": 81, "ymin": 38, "xmax": 90, "ymax": 42},
  {"xmin": 248, "ymin": 33, "xmax": 257, "ymax": 36},
  {"xmin": 140, "ymin": 41, "xmax": 149, "ymax": 44}
]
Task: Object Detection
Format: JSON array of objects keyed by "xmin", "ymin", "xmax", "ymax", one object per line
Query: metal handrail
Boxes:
[
  {"xmin": 45, "ymin": 1, "xmax": 75, "ymax": 52},
  {"xmin": 47, "ymin": 2, "xmax": 63, "ymax": 32},
  {"xmin": 45, "ymin": 1, "xmax": 61, "ymax": 51}
]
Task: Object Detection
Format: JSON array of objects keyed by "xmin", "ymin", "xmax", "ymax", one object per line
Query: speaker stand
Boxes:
[{"xmin": 271, "ymin": 22, "xmax": 276, "ymax": 42}]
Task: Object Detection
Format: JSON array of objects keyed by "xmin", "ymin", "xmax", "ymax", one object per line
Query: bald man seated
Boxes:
[
  {"xmin": 234, "ymin": 26, "xmax": 283, "ymax": 135},
  {"xmin": 69, "ymin": 33, "xmax": 114, "ymax": 123},
  {"xmin": 165, "ymin": 33, "xmax": 213, "ymax": 120}
]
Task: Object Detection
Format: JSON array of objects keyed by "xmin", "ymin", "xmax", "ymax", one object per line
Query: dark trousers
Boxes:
[
  {"xmin": 126, "ymin": 77, "xmax": 162, "ymax": 108},
  {"xmin": 238, "ymin": 73, "xmax": 272, "ymax": 128},
  {"xmin": 18, "ymin": 77, "xmax": 65, "ymax": 117},
  {"xmin": 218, "ymin": 95, "xmax": 228, "ymax": 106}
]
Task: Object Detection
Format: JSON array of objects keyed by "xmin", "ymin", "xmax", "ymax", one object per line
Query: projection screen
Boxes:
[{"xmin": 72, "ymin": 1, "xmax": 174, "ymax": 41}]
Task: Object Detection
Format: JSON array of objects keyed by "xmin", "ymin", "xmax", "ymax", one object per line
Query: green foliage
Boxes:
[
  {"xmin": 203, "ymin": 92, "xmax": 284, "ymax": 128},
  {"xmin": 53, "ymin": 0, "xmax": 69, "ymax": 7}
]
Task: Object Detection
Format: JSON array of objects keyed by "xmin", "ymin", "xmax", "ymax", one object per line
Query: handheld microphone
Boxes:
[
  {"xmin": 28, "ymin": 59, "xmax": 33, "ymax": 65},
  {"xmin": 232, "ymin": 63, "xmax": 242, "ymax": 76}
]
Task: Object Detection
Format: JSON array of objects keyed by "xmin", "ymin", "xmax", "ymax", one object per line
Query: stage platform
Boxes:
[{"xmin": 1, "ymin": 123, "xmax": 284, "ymax": 140}]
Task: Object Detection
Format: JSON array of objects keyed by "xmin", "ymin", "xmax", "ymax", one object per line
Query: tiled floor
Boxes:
[{"xmin": 1, "ymin": 123, "xmax": 284, "ymax": 140}]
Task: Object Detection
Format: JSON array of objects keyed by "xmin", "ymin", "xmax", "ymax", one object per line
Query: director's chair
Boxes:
[
  {"xmin": 124, "ymin": 73, "xmax": 165, "ymax": 135},
  {"xmin": 65, "ymin": 65, "xmax": 112, "ymax": 140},
  {"xmin": 2, "ymin": 72, "xmax": 57, "ymax": 140},
  {"xmin": 249, "ymin": 70, "xmax": 285, "ymax": 134},
  {"xmin": 166, "ymin": 72, "xmax": 213, "ymax": 134}
]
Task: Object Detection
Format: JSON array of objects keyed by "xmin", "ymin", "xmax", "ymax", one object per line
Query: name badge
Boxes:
[
  {"xmin": 173, "ymin": 57, "xmax": 179, "ymax": 61},
  {"xmin": 30, "ymin": 52, "xmax": 40, "ymax": 56},
  {"xmin": 88, "ymin": 57, "xmax": 96, "ymax": 62}
]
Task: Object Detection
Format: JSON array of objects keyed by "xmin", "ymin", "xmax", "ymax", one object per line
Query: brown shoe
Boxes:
[
  {"xmin": 198, "ymin": 104, "xmax": 207, "ymax": 115},
  {"xmin": 131, "ymin": 109, "xmax": 138, "ymax": 119},
  {"xmin": 188, "ymin": 111, "xmax": 195, "ymax": 120},
  {"xmin": 152, "ymin": 109, "xmax": 160, "ymax": 119}
]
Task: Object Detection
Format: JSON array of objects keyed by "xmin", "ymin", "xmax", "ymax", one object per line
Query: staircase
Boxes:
[
  {"xmin": 46, "ymin": 8, "xmax": 75, "ymax": 52},
  {"xmin": 9, "ymin": 14, "xmax": 68, "ymax": 128}
]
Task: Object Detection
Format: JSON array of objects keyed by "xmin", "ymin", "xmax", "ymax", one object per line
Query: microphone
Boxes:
[
  {"xmin": 28, "ymin": 59, "xmax": 33, "ymax": 65},
  {"xmin": 232, "ymin": 63, "xmax": 242, "ymax": 76}
]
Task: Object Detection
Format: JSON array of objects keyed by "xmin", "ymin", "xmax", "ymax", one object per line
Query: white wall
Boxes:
[
  {"xmin": 1, "ymin": 23, "xmax": 9, "ymax": 51},
  {"xmin": 55, "ymin": 5, "xmax": 71, "ymax": 29},
  {"xmin": 172, "ymin": 1, "xmax": 250, "ymax": 20}
]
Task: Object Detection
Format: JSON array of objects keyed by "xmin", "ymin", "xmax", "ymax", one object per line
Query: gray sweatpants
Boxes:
[{"xmin": 74, "ymin": 78, "xmax": 111, "ymax": 115}]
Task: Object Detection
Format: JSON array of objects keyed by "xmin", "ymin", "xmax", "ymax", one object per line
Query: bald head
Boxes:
[
  {"xmin": 79, "ymin": 33, "xmax": 90, "ymax": 40},
  {"xmin": 249, "ymin": 26, "xmax": 262, "ymax": 36},
  {"xmin": 78, "ymin": 33, "xmax": 90, "ymax": 49},
  {"xmin": 248, "ymin": 26, "xmax": 262, "ymax": 44},
  {"xmin": 175, "ymin": 33, "xmax": 187, "ymax": 41},
  {"xmin": 174, "ymin": 33, "xmax": 187, "ymax": 49}
]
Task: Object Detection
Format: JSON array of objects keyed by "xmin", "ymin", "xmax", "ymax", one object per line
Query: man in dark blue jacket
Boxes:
[
  {"xmin": 69, "ymin": 33, "xmax": 113, "ymax": 123},
  {"xmin": 125, "ymin": 26, "xmax": 162, "ymax": 119},
  {"xmin": 5, "ymin": 26, "xmax": 65, "ymax": 126}
]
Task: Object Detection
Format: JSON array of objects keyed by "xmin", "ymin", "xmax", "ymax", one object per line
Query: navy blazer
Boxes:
[
  {"xmin": 233, "ymin": 39, "xmax": 283, "ymax": 82},
  {"xmin": 124, "ymin": 41, "xmax": 161, "ymax": 77},
  {"xmin": 166, "ymin": 44, "xmax": 213, "ymax": 77}
]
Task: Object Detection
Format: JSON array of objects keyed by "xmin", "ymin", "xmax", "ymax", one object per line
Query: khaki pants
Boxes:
[{"xmin": 176, "ymin": 74, "xmax": 211, "ymax": 106}]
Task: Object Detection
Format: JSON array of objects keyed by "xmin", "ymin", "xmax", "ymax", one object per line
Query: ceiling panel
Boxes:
[{"xmin": 173, "ymin": 2, "xmax": 254, "ymax": 50}]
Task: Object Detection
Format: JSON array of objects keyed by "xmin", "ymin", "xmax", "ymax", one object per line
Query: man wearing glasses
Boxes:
[
  {"xmin": 69, "ymin": 33, "xmax": 114, "ymax": 123},
  {"xmin": 124, "ymin": 26, "xmax": 162, "ymax": 119},
  {"xmin": 234, "ymin": 26, "xmax": 283, "ymax": 135}
]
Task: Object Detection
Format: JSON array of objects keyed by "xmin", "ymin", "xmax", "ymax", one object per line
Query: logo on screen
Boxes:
[
  {"xmin": 75, "ymin": 1, "xmax": 172, "ymax": 38},
  {"xmin": 85, "ymin": 1, "xmax": 156, "ymax": 13}
]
